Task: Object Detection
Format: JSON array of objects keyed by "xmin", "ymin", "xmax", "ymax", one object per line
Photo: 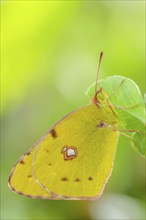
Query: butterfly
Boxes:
[{"xmin": 8, "ymin": 52, "xmax": 124, "ymax": 200}]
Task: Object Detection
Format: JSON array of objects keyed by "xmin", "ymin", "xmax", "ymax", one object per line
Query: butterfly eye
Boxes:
[{"xmin": 61, "ymin": 146, "xmax": 78, "ymax": 160}]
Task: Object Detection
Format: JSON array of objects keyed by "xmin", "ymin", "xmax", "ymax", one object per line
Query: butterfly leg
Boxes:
[
  {"xmin": 118, "ymin": 132, "xmax": 138, "ymax": 145},
  {"xmin": 114, "ymin": 128, "xmax": 144, "ymax": 135},
  {"xmin": 110, "ymin": 103, "xmax": 140, "ymax": 110}
]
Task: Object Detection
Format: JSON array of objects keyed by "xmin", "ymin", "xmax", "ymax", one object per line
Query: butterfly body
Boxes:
[{"xmin": 8, "ymin": 90, "xmax": 119, "ymax": 200}]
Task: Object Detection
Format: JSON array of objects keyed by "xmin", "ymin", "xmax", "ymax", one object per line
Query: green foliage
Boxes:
[
  {"xmin": 132, "ymin": 130, "xmax": 146, "ymax": 156},
  {"xmin": 86, "ymin": 75, "xmax": 146, "ymax": 157}
]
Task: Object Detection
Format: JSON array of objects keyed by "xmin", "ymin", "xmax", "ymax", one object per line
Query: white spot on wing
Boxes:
[
  {"xmin": 66, "ymin": 148, "xmax": 76, "ymax": 157},
  {"xmin": 61, "ymin": 146, "xmax": 78, "ymax": 160}
]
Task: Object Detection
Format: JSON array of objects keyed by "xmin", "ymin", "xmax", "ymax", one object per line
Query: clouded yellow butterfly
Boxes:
[{"xmin": 8, "ymin": 52, "xmax": 120, "ymax": 200}]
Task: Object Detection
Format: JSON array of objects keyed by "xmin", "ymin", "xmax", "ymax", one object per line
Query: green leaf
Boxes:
[
  {"xmin": 132, "ymin": 129, "xmax": 146, "ymax": 157},
  {"xmin": 86, "ymin": 75, "xmax": 145, "ymax": 123},
  {"xmin": 86, "ymin": 75, "xmax": 146, "ymax": 157}
]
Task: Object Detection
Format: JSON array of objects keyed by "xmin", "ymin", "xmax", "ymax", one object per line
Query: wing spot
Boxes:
[
  {"xmin": 61, "ymin": 146, "xmax": 78, "ymax": 160},
  {"xmin": 96, "ymin": 121, "xmax": 108, "ymax": 128},
  {"xmin": 45, "ymin": 149, "xmax": 49, "ymax": 153},
  {"xmin": 26, "ymin": 152, "xmax": 31, "ymax": 155},
  {"xmin": 50, "ymin": 128, "xmax": 57, "ymax": 139},
  {"xmin": 88, "ymin": 177, "xmax": 93, "ymax": 181},
  {"xmin": 75, "ymin": 178, "xmax": 81, "ymax": 182},
  {"xmin": 48, "ymin": 163, "xmax": 52, "ymax": 166},
  {"xmin": 61, "ymin": 177, "xmax": 68, "ymax": 181},
  {"xmin": 20, "ymin": 160, "xmax": 25, "ymax": 165},
  {"xmin": 27, "ymin": 175, "xmax": 32, "ymax": 178}
]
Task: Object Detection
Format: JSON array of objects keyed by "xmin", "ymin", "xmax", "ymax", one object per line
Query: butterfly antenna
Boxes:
[{"xmin": 95, "ymin": 52, "xmax": 103, "ymax": 93}]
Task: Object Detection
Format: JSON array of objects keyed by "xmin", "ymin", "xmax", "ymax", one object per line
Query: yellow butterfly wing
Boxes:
[{"xmin": 9, "ymin": 103, "xmax": 119, "ymax": 200}]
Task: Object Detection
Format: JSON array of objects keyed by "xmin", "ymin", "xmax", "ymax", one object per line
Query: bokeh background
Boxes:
[{"xmin": 1, "ymin": 1, "xmax": 145, "ymax": 219}]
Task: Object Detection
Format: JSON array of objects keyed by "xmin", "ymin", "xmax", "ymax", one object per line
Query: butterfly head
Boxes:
[{"xmin": 91, "ymin": 88, "xmax": 108, "ymax": 106}]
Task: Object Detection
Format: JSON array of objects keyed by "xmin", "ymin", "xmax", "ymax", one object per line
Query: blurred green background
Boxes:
[{"xmin": 1, "ymin": 1, "xmax": 145, "ymax": 219}]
